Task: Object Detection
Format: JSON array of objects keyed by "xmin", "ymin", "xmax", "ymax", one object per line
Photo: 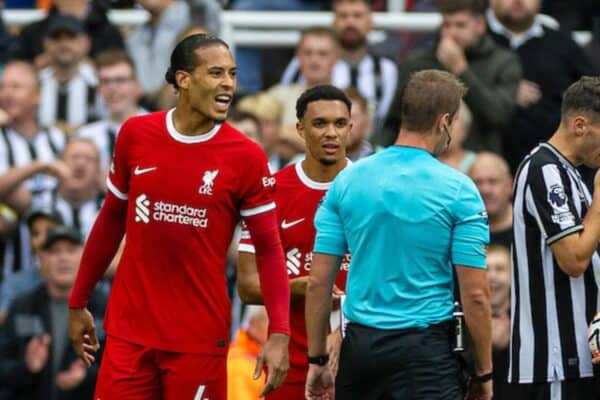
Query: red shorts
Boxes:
[
  {"xmin": 95, "ymin": 335, "xmax": 226, "ymax": 400},
  {"xmin": 265, "ymin": 381, "xmax": 305, "ymax": 400}
]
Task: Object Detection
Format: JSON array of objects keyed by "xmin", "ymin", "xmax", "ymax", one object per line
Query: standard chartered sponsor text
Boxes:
[{"xmin": 153, "ymin": 200, "xmax": 208, "ymax": 227}]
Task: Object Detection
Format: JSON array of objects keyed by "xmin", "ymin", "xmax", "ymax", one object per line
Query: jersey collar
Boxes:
[
  {"xmin": 166, "ymin": 108, "xmax": 221, "ymax": 144},
  {"xmin": 294, "ymin": 159, "xmax": 351, "ymax": 191}
]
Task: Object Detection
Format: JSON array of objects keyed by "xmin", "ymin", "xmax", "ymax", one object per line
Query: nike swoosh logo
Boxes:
[
  {"xmin": 281, "ymin": 218, "xmax": 305, "ymax": 229},
  {"xmin": 134, "ymin": 166, "xmax": 157, "ymax": 175}
]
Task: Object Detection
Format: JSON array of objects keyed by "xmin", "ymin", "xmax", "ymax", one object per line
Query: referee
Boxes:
[
  {"xmin": 509, "ymin": 76, "xmax": 600, "ymax": 399},
  {"xmin": 305, "ymin": 69, "xmax": 492, "ymax": 400}
]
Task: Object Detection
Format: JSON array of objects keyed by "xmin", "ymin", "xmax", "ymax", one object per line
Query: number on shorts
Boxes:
[{"xmin": 193, "ymin": 385, "xmax": 206, "ymax": 400}]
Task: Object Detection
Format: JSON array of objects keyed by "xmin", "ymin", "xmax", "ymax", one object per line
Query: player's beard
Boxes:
[{"xmin": 319, "ymin": 157, "xmax": 338, "ymax": 166}]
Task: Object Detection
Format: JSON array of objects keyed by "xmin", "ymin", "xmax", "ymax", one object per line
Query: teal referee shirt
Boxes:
[{"xmin": 314, "ymin": 146, "xmax": 489, "ymax": 330}]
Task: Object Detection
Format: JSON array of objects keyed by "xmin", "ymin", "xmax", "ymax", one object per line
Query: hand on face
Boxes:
[{"xmin": 436, "ymin": 36, "xmax": 468, "ymax": 75}]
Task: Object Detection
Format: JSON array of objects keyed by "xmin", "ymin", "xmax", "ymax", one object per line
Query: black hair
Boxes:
[
  {"xmin": 165, "ymin": 33, "xmax": 229, "ymax": 89},
  {"xmin": 561, "ymin": 76, "xmax": 600, "ymax": 123},
  {"xmin": 296, "ymin": 84, "xmax": 352, "ymax": 120}
]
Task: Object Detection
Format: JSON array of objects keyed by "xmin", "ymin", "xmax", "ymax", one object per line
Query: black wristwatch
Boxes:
[
  {"xmin": 307, "ymin": 354, "xmax": 330, "ymax": 366},
  {"xmin": 470, "ymin": 371, "xmax": 493, "ymax": 383}
]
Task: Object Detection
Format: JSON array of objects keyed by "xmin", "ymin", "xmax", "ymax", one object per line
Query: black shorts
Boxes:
[{"xmin": 336, "ymin": 322, "xmax": 464, "ymax": 400}]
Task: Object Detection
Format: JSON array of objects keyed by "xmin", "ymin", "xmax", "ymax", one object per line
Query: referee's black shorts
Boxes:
[{"xmin": 336, "ymin": 321, "xmax": 464, "ymax": 399}]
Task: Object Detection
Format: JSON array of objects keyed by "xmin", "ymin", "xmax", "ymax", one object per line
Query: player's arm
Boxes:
[
  {"xmin": 242, "ymin": 211, "xmax": 290, "ymax": 334},
  {"xmin": 68, "ymin": 192, "xmax": 127, "ymax": 367},
  {"xmin": 456, "ymin": 265, "xmax": 492, "ymax": 375},
  {"xmin": 549, "ymin": 170, "xmax": 600, "ymax": 276},
  {"xmin": 237, "ymin": 251, "xmax": 308, "ymax": 305},
  {"xmin": 305, "ymin": 184, "xmax": 346, "ymax": 399},
  {"xmin": 452, "ymin": 179, "xmax": 492, "ymax": 399},
  {"xmin": 306, "ymin": 253, "xmax": 341, "ymax": 356},
  {"xmin": 236, "ymin": 252, "xmax": 263, "ymax": 304},
  {"xmin": 242, "ymin": 209, "xmax": 290, "ymax": 396},
  {"xmin": 530, "ymin": 167, "xmax": 600, "ymax": 277},
  {"xmin": 68, "ymin": 119, "xmax": 132, "ymax": 368}
]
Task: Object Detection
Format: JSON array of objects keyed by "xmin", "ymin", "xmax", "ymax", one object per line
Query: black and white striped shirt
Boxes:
[
  {"xmin": 0, "ymin": 126, "xmax": 66, "ymax": 279},
  {"xmin": 76, "ymin": 108, "xmax": 147, "ymax": 172},
  {"xmin": 39, "ymin": 64, "xmax": 101, "ymax": 128},
  {"xmin": 50, "ymin": 190, "xmax": 104, "ymax": 240},
  {"xmin": 509, "ymin": 142, "xmax": 600, "ymax": 383},
  {"xmin": 281, "ymin": 54, "xmax": 398, "ymax": 130}
]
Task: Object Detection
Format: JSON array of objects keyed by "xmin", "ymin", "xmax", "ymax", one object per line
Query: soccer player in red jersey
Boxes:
[
  {"xmin": 66, "ymin": 34, "xmax": 291, "ymax": 400},
  {"xmin": 237, "ymin": 85, "xmax": 353, "ymax": 399}
]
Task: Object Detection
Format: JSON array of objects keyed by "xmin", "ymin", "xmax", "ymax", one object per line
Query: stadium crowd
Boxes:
[{"xmin": 0, "ymin": 0, "xmax": 598, "ymax": 399}]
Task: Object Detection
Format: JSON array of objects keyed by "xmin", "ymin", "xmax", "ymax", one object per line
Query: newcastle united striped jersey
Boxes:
[{"xmin": 509, "ymin": 142, "xmax": 600, "ymax": 383}]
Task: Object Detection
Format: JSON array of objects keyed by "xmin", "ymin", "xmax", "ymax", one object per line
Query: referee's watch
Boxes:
[{"xmin": 307, "ymin": 354, "xmax": 329, "ymax": 366}]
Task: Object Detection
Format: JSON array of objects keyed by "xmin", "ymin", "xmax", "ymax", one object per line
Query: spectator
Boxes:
[
  {"xmin": 0, "ymin": 60, "xmax": 67, "ymax": 278},
  {"xmin": 344, "ymin": 86, "xmax": 375, "ymax": 161},
  {"xmin": 7, "ymin": 0, "xmax": 124, "ymax": 68},
  {"xmin": 275, "ymin": 126, "xmax": 306, "ymax": 167},
  {"xmin": 0, "ymin": 208, "xmax": 62, "ymax": 324},
  {"xmin": 187, "ymin": 0, "xmax": 222, "ymax": 34},
  {"xmin": 228, "ymin": 108, "xmax": 262, "ymax": 144},
  {"xmin": 0, "ymin": 225, "xmax": 107, "ymax": 400},
  {"xmin": 237, "ymin": 93, "xmax": 285, "ymax": 171},
  {"xmin": 38, "ymin": 15, "xmax": 100, "ymax": 134},
  {"xmin": 487, "ymin": 244, "xmax": 511, "ymax": 400},
  {"xmin": 384, "ymin": 0, "xmax": 521, "ymax": 152},
  {"xmin": 487, "ymin": 0, "xmax": 599, "ymax": 170},
  {"xmin": 229, "ymin": 0, "xmax": 328, "ymax": 94},
  {"xmin": 468, "ymin": 152, "xmax": 513, "ymax": 248},
  {"xmin": 281, "ymin": 0, "xmax": 399, "ymax": 137},
  {"xmin": 227, "ymin": 305, "xmax": 269, "ymax": 400},
  {"xmin": 268, "ymin": 27, "xmax": 339, "ymax": 129},
  {"xmin": 48, "ymin": 138, "xmax": 103, "ymax": 239},
  {"xmin": 438, "ymin": 101, "xmax": 476, "ymax": 173},
  {"xmin": 126, "ymin": 0, "xmax": 191, "ymax": 94},
  {"xmin": 584, "ymin": 17, "xmax": 600, "ymax": 71},
  {"xmin": 77, "ymin": 50, "xmax": 145, "ymax": 174},
  {"xmin": 152, "ymin": 25, "xmax": 211, "ymax": 111}
]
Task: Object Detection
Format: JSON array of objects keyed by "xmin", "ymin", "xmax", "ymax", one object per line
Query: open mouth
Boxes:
[
  {"xmin": 214, "ymin": 94, "xmax": 232, "ymax": 112},
  {"xmin": 322, "ymin": 143, "xmax": 339, "ymax": 155}
]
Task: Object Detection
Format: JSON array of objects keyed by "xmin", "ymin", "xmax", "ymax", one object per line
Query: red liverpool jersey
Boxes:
[
  {"xmin": 105, "ymin": 110, "xmax": 275, "ymax": 355},
  {"xmin": 239, "ymin": 161, "xmax": 350, "ymax": 382}
]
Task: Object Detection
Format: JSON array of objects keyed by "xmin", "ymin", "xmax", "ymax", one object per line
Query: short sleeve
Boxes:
[
  {"xmin": 105, "ymin": 120, "xmax": 131, "ymax": 201},
  {"xmin": 238, "ymin": 146, "xmax": 276, "ymax": 218},
  {"xmin": 238, "ymin": 221, "xmax": 255, "ymax": 254},
  {"xmin": 313, "ymin": 180, "xmax": 347, "ymax": 257},
  {"xmin": 452, "ymin": 179, "xmax": 489, "ymax": 269},
  {"xmin": 526, "ymin": 163, "xmax": 583, "ymax": 245}
]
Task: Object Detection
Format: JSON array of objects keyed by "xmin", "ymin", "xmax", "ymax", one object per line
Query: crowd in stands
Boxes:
[{"xmin": 0, "ymin": 0, "xmax": 598, "ymax": 398}]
